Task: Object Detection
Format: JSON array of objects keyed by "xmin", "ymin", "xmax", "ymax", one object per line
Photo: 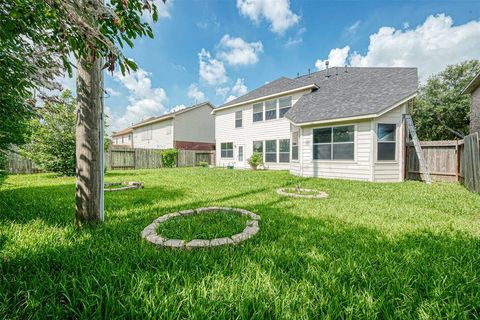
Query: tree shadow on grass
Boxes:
[
  {"xmin": 0, "ymin": 184, "xmax": 186, "ymax": 226},
  {"xmin": 1, "ymin": 202, "xmax": 479, "ymax": 318}
]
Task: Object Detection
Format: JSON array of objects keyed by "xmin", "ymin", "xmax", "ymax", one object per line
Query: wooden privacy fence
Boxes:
[
  {"xmin": 406, "ymin": 140, "xmax": 461, "ymax": 182},
  {"xmin": 2, "ymin": 152, "xmax": 42, "ymax": 174},
  {"xmin": 406, "ymin": 135, "xmax": 480, "ymax": 193},
  {"xmin": 106, "ymin": 147, "xmax": 215, "ymax": 170},
  {"xmin": 459, "ymin": 133, "xmax": 480, "ymax": 192}
]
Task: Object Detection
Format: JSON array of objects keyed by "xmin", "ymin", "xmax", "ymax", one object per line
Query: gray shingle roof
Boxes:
[
  {"xmin": 285, "ymin": 67, "xmax": 418, "ymax": 124},
  {"xmin": 220, "ymin": 77, "xmax": 314, "ymax": 108}
]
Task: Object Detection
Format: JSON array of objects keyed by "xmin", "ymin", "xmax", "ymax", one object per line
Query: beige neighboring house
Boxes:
[
  {"xmin": 213, "ymin": 67, "xmax": 418, "ymax": 182},
  {"xmin": 463, "ymin": 71, "xmax": 480, "ymax": 134},
  {"xmin": 112, "ymin": 127, "xmax": 133, "ymax": 147},
  {"xmin": 115, "ymin": 102, "xmax": 216, "ymax": 151}
]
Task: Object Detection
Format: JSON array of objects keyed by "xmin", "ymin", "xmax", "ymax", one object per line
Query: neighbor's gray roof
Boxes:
[
  {"xmin": 285, "ymin": 67, "xmax": 418, "ymax": 124},
  {"xmin": 219, "ymin": 77, "xmax": 315, "ymax": 108}
]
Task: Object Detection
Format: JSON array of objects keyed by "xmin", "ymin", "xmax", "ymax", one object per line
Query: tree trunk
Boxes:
[{"xmin": 75, "ymin": 58, "xmax": 103, "ymax": 226}]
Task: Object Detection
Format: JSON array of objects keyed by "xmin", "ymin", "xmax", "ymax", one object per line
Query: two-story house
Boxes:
[
  {"xmin": 213, "ymin": 67, "xmax": 418, "ymax": 182},
  {"xmin": 114, "ymin": 102, "xmax": 216, "ymax": 151},
  {"xmin": 112, "ymin": 127, "xmax": 133, "ymax": 147}
]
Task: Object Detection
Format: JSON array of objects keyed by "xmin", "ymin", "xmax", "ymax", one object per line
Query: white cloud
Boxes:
[
  {"xmin": 237, "ymin": 0, "xmax": 300, "ymax": 34},
  {"xmin": 217, "ymin": 35, "xmax": 263, "ymax": 66},
  {"xmin": 111, "ymin": 68, "xmax": 168, "ymax": 130},
  {"xmin": 198, "ymin": 49, "xmax": 228, "ymax": 85},
  {"xmin": 168, "ymin": 104, "xmax": 187, "ymax": 113},
  {"xmin": 188, "ymin": 83, "xmax": 206, "ymax": 102},
  {"xmin": 215, "ymin": 78, "xmax": 248, "ymax": 103},
  {"xmin": 143, "ymin": 0, "xmax": 172, "ymax": 23},
  {"xmin": 315, "ymin": 46, "xmax": 350, "ymax": 70},
  {"xmin": 231, "ymin": 78, "xmax": 248, "ymax": 96},
  {"xmin": 106, "ymin": 87, "xmax": 121, "ymax": 97},
  {"xmin": 315, "ymin": 14, "xmax": 480, "ymax": 81},
  {"xmin": 284, "ymin": 27, "xmax": 305, "ymax": 48},
  {"xmin": 225, "ymin": 95, "xmax": 237, "ymax": 103},
  {"xmin": 346, "ymin": 20, "xmax": 360, "ymax": 34}
]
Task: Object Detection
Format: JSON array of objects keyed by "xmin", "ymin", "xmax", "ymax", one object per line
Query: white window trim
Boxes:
[
  {"xmin": 311, "ymin": 123, "xmax": 357, "ymax": 163},
  {"xmin": 291, "ymin": 130, "xmax": 300, "ymax": 162},
  {"xmin": 235, "ymin": 110, "xmax": 243, "ymax": 129},
  {"xmin": 264, "ymin": 139, "xmax": 278, "ymax": 163},
  {"xmin": 375, "ymin": 122, "xmax": 398, "ymax": 163},
  {"xmin": 220, "ymin": 142, "xmax": 234, "ymax": 159},
  {"xmin": 252, "ymin": 103, "xmax": 264, "ymax": 123},
  {"xmin": 279, "ymin": 138, "xmax": 291, "ymax": 163}
]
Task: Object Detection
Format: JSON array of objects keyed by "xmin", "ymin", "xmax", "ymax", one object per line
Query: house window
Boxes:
[
  {"xmin": 292, "ymin": 131, "xmax": 299, "ymax": 160},
  {"xmin": 253, "ymin": 140, "xmax": 263, "ymax": 154},
  {"xmin": 279, "ymin": 139, "xmax": 290, "ymax": 163},
  {"xmin": 141, "ymin": 129, "xmax": 152, "ymax": 140},
  {"xmin": 121, "ymin": 136, "xmax": 124, "ymax": 144},
  {"xmin": 253, "ymin": 103, "xmax": 263, "ymax": 122},
  {"xmin": 279, "ymin": 96, "xmax": 292, "ymax": 118},
  {"xmin": 313, "ymin": 125, "xmax": 354, "ymax": 160},
  {"xmin": 265, "ymin": 140, "xmax": 277, "ymax": 162},
  {"xmin": 377, "ymin": 123, "xmax": 396, "ymax": 161},
  {"xmin": 235, "ymin": 110, "xmax": 242, "ymax": 128},
  {"xmin": 221, "ymin": 142, "xmax": 233, "ymax": 158},
  {"xmin": 265, "ymin": 99, "xmax": 277, "ymax": 120},
  {"xmin": 166, "ymin": 126, "xmax": 171, "ymax": 135}
]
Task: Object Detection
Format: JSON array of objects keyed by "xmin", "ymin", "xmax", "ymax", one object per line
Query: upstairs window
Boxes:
[
  {"xmin": 292, "ymin": 131, "xmax": 299, "ymax": 160},
  {"xmin": 313, "ymin": 125, "xmax": 354, "ymax": 160},
  {"xmin": 221, "ymin": 142, "xmax": 233, "ymax": 158},
  {"xmin": 265, "ymin": 100, "xmax": 277, "ymax": 120},
  {"xmin": 265, "ymin": 140, "xmax": 277, "ymax": 162},
  {"xmin": 377, "ymin": 124, "xmax": 396, "ymax": 161},
  {"xmin": 253, "ymin": 103, "xmax": 263, "ymax": 122},
  {"xmin": 279, "ymin": 96, "xmax": 292, "ymax": 118},
  {"xmin": 141, "ymin": 129, "xmax": 152, "ymax": 141},
  {"xmin": 235, "ymin": 111, "xmax": 242, "ymax": 128},
  {"xmin": 279, "ymin": 139, "xmax": 290, "ymax": 163}
]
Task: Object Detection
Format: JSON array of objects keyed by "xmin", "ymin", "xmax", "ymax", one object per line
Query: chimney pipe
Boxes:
[
  {"xmin": 308, "ymin": 68, "xmax": 311, "ymax": 77},
  {"xmin": 325, "ymin": 61, "xmax": 329, "ymax": 77},
  {"xmin": 344, "ymin": 65, "xmax": 348, "ymax": 73}
]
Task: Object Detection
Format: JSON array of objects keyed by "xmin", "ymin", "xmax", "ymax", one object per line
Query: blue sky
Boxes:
[{"xmin": 93, "ymin": 0, "xmax": 480, "ymax": 131}]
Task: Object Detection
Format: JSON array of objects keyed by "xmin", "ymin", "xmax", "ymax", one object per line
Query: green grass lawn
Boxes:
[
  {"xmin": 0, "ymin": 168, "xmax": 479, "ymax": 318},
  {"xmin": 156, "ymin": 210, "xmax": 249, "ymax": 241}
]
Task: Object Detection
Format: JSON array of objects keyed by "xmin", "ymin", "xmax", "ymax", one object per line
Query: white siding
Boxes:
[
  {"xmin": 297, "ymin": 120, "xmax": 372, "ymax": 181},
  {"xmin": 112, "ymin": 133, "xmax": 133, "ymax": 147},
  {"xmin": 174, "ymin": 105, "xmax": 215, "ymax": 143},
  {"xmin": 373, "ymin": 103, "xmax": 407, "ymax": 182},
  {"xmin": 293, "ymin": 103, "xmax": 408, "ymax": 182},
  {"xmin": 215, "ymin": 91, "xmax": 308, "ymax": 169},
  {"xmin": 133, "ymin": 119, "xmax": 174, "ymax": 149}
]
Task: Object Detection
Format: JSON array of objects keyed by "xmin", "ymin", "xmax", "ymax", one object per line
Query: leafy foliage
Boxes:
[
  {"xmin": 21, "ymin": 91, "xmax": 76, "ymax": 176},
  {"xmin": 161, "ymin": 148, "xmax": 178, "ymax": 168},
  {"xmin": 0, "ymin": 0, "xmax": 162, "ymax": 154},
  {"xmin": 413, "ymin": 60, "xmax": 480, "ymax": 140},
  {"xmin": 248, "ymin": 151, "xmax": 263, "ymax": 168}
]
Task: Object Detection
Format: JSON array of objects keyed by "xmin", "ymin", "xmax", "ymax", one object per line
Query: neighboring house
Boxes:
[
  {"xmin": 462, "ymin": 71, "xmax": 480, "ymax": 134},
  {"xmin": 213, "ymin": 67, "xmax": 418, "ymax": 182},
  {"xmin": 128, "ymin": 102, "xmax": 215, "ymax": 150},
  {"xmin": 112, "ymin": 127, "xmax": 133, "ymax": 147}
]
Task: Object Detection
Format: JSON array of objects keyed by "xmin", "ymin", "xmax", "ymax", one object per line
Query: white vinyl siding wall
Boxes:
[
  {"xmin": 174, "ymin": 105, "xmax": 215, "ymax": 143},
  {"xmin": 215, "ymin": 91, "xmax": 309, "ymax": 169},
  {"xmin": 133, "ymin": 119, "xmax": 174, "ymax": 149},
  {"xmin": 291, "ymin": 103, "xmax": 408, "ymax": 182}
]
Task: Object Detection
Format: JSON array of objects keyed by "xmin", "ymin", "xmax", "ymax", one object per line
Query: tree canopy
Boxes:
[
  {"xmin": 0, "ymin": 0, "xmax": 161, "ymax": 152},
  {"xmin": 413, "ymin": 60, "xmax": 480, "ymax": 140}
]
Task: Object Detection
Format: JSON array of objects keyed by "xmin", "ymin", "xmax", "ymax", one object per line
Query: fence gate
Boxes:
[{"xmin": 461, "ymin": 132, "xmax": 480, "ymax": 192}]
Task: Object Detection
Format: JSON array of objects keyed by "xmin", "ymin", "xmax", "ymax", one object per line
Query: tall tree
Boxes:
[
  {"xmin": 1, "ymin": 0, "xmax": 163, "ymax": 225},
  {"xmin": 413, "ymin": 60, "xmax": 480, "ymax": 140}
]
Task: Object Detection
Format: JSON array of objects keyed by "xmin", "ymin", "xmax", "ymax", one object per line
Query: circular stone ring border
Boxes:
[
  {"xmin": 276, "ymin": 188, "xmax": 329, "ymax": 199},
  {"xmin": 141, "ymin": 207, "xmax": 261, "ymax": 249},
  {"xmin": 104, "ymin": 181, "xmax": 144, "ymax": 192}
]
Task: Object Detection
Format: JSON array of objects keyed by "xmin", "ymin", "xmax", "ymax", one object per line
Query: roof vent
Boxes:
[
  {"xmin": 344, "ymin": 65, "xmax": 348, "ymax": 73},
  {"xmin": 308, "ymin": 68, "xmax": 311, "ymax": 77},
  {"xmin": 325, "ymin": 61, "xmax": 330, "ymax": 78}
]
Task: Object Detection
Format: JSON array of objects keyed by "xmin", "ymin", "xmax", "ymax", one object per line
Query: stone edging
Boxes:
[
  {"xmin": 276, "ymin": 188, "xmax": 328, "ymax": 199},
  {"xmin": 141, "ymin": 207, "xmax": 261, "ymax": 249},
  {"xmin": 104, "ymin": 181, "xmax": 144, "ymax": 192}
]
